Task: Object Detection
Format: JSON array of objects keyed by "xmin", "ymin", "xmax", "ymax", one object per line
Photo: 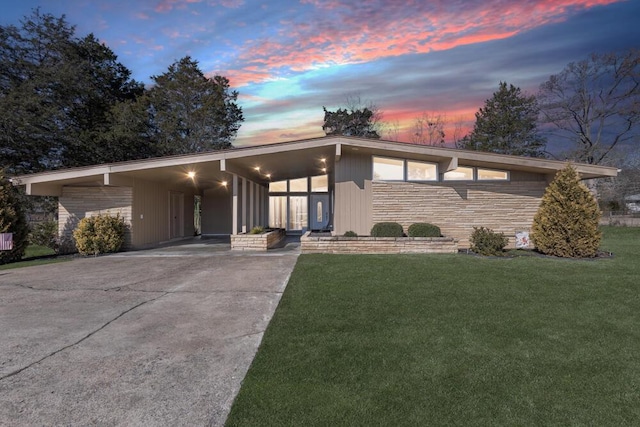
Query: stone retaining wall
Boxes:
[
  {"xmin": 301, "ymin": 232, "xmax": 458, "ymax": 254},
  {"xmin": 230, "ymin": 228, "xmax": 286, "ymax": 251}
]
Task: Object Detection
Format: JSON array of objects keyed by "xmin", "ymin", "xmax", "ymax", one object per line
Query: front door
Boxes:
[
  {"xmin": 310, "ymin": 194, "xmax": 330, "ymax": 231},
  {"xmin": 170, "ymin": 192, "xmax": 184, "ymax": 239}
]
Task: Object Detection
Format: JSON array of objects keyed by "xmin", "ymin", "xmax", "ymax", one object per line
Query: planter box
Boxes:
[
  {"xmin": 230, "ymin": 228, "xmax": 286, "ymax": 251},
  {"xmin": 301, "ymin": 232, "xmax": 458, "ymax": 254}
]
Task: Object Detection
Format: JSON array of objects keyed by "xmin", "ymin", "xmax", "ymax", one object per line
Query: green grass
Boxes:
[
  {"xmin": 226, "ymin": 226, "xmax": 640, "ymax": 426},
  {"xmin": 0, "ymin": 257, "xmax": 68, "ymax": 271},
  {"xmin": 0, "ymin": 244, "xmax": 65, "ymax": 270},
  {"xmin": 23, "ymin": 244, "xmax": 56, "ymax": 258}
]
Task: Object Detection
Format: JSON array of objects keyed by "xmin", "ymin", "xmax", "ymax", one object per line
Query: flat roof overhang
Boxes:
[{"xmin": 12, "ymin": 136, "xmax": 618, "ymax": 196}]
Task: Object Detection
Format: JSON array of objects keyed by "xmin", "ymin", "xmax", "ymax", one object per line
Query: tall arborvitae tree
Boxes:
[
  {"xmin": 459, "ymin": 82, "xmax": 546, "ymax": 157},
  {"xmin": 531, "ymin": 165, "xmax": 602, "ymax": 258},
  {"xmin": 0, "ymin": 170, "xmax": 29, "ymax": 264},
  {"xmin": 146, "ymin": 56, "xmax": 244, "ymax": 155}
]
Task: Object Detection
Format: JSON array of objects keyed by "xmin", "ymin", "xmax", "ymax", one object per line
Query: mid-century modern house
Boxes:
[{"xmin": 14, "ymin": 136, "xmax": 618, "ymax": 249}]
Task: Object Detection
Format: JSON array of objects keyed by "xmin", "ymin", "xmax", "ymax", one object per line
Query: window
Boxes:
[
  {"xmin": 311, "ymin": 175, "xmax": 328, "ymax": 192},
  {"xmin": 269, "ymin": 180, "xmax": 287, "ymax": 192},
  {"xmin": 407, "ymin": 161, "xmax": 437, "ymax": 181},
  {"xmin": 289, "ymin": 196, "xmax": 308, "ymax": 230},
  {"xmin": 373, "ymin": 156, "xmax": 404, "ymax": 181},
  {"xmin": 443, "ymin": 166, "xmax": 474, "ymax": 181},
  {"xmin": 269, "ymin": 196, "xmax": 287, "ymax": 228},
  {"xmin": 289, "ymin": 177, "xmax": 308, "ymax": 192},
  {"xmin": 478, "ymin": 168, "xmax": 509, "ymax": 180}
]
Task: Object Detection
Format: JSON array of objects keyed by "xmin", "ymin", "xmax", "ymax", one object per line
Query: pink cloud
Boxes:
[
  {"xmin": 155, "ymin": 0, "xmax": 202, "ymax": 13},
  {"xmin": 227, "ymin": 0, "xmax": 621, "ymax": 86}
]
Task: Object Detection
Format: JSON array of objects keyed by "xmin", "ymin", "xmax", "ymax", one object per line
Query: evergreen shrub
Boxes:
[
  {"xmin": 343, "ymin": 231, "xmax": 358, "ymax": 237},
  {"xmin": 73, "ymin": 214, "xmax": 126, "ymax": 256},
  {"xmin": 531, "ymin": 165, "xmax": 601, "ymax": 258},
  {"xmin": 370, "ymin": 222, "xmax": 404, "ymax": 237},
  {"xmin": 0, "ymin": 170, "xmax": 29, "ymax": 264},
  {"xmin": 408, "ymin": 223, "xmax": 441, "ymax": 237},
  {"xmin": 29, "ymin": 220, "xmax": 59, "ymax": 251},
  {"xmin": 470, "ymin": 227, "xmax": 508, "ymax": 256}
]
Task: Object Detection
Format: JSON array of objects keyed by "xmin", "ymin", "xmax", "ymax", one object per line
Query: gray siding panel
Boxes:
[
  {"xmin": 334, "ymin": 151, "xmax": 372, "ymax": 236},
  {"xmin": 202, "ymin": 186, "xmax": 232, "ymax": 234}
]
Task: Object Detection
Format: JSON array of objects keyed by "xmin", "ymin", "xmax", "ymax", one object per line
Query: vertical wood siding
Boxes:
[{"xmin": 334, "ymin": 151, "xmax": 373, "ymax": 236}]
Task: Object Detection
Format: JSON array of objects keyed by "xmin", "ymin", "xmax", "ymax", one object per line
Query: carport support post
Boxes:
[
  {"xmin": 241, "ymin": 177, "xmax": 247, "ymax": 233},
  {"xmin": 249, "ymin": 182, "xmax": 254, "ymax": 230},
  {"xmin": 232, "ymin": 174, "xmax": 238, "ymax": 235}
]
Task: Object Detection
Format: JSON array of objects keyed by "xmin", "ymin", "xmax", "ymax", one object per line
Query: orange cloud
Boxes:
[{"xmin": 227, "ymin": 0, "xmax": 621, "ymax": 86}]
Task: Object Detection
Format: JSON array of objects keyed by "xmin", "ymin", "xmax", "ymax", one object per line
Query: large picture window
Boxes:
[
  {"xmin": 373, "ymin": 156, "xmax": 404, "ymax": 181},
  {"xmin": 289, "ymin": 196, "xmax": 308, "ymax": 230},
  {"xmin": 268, "ymin": 196, "xmax": 287, "ymax": 228}
]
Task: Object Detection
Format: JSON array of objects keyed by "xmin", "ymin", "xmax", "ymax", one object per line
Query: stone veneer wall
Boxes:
[
  {"xmin": 301, "ymin": 232, "xmax": 458, "ymax": 254},
  {"xmin": 230, "ymin": 228, "xmax": 286, "ymax": 251},
  {"xmin": 59, "ymin": 186, "xmax": 133, "ymax": 250},
  {"xmin": 372, "ymin": 181, "xmax": 547, "ymax": 248}
]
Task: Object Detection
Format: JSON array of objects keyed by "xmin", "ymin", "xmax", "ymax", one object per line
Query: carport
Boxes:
[{"xmin": 15, "ymin": 138, "xmax": 340, "ymax": 249}]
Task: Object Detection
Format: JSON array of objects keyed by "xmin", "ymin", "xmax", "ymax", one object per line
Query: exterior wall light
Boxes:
[{"xmin": 187, "ymin": 171, "xmax": 196, "ymax": 179}]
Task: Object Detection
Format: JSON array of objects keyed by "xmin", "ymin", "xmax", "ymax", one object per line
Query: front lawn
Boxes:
[{"xmin": 226, "ymin": 226, "xmax": 640, "ymax": 426}]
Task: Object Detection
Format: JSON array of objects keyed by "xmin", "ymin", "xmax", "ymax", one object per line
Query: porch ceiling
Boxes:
[{"xmin": 223, "ymin": 145, "xmax": 336, "ymax": 184}]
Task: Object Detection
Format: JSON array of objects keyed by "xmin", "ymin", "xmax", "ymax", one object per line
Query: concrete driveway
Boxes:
[{"xmin": 0, "ymin": 241, "xmax": 299, "ymax": 426}]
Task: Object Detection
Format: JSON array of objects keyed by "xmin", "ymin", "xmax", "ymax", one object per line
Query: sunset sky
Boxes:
[{"xmin": 2, "ymin": 0, "xmax": 639, "ymax": 148}]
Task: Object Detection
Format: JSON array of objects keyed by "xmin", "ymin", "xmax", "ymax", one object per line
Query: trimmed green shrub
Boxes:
[
  {"xmin": 531, "ymin": 165, "xmax": 601, "ymax": 258},
  {"xmin": 249, "ymin": 226, "xmax": 265, "ymax": 234},
  {"xmin": 73, "ymin": 214, "xmax": 126, "ymax": 256},
  {"xmin": 0, "ymin": 170, "xmax": 29, "ymax": 264},
  {"xmin": 29, "ymin": 220, "xmax": 59, "ymax": 251},
  {"xmin": 343, "ymin": 231, "xmax": 358, "ymax": 237},
  {"xmin": 408, "ymin": 223, "xmax": 441, "ymax": 237},
  {"xmin": 370, "ymin": 222, "xmax": 404, "ymax": 237},
  {"xmin": 470, "ymin": 226, "xmax": 508, "ymax": 256}
]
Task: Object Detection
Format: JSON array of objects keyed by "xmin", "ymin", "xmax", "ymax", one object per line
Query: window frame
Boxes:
[
  {"xmin": 476, "ymin": 168, "xmax": 510, "ymax": 181},
  {"xmin": 442, "ymin": 166, "xmax": 475, "ymax": 181},
  {"xmin": 372, "ymin": 156, "xmax": 406, "ymax": 182},
  {"xmin": 406, "ymin": 160, "xmax": 438, "ymax": 182}
]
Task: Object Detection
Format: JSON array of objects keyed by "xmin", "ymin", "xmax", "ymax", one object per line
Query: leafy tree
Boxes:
[
  {"xmin": 146, "ymin": 56, "xmax": 243, "ymax": 155},
  {"xmin": 411, "ymin": 112, "xmax": 446, "ymax": 146},
  {"xmin": 531, "ymin": 165, "xmax": 601, "ymax": 258},
  {"xmin": 0, "ymin": 170, "xmax": 29, "ymax": 264},
  {"xmin": 322, "ymin": 107, "xmax": 381, "ymax": 139},
  {"xmin": 0, "ymin": 10, "xmax": 144, "ymax": 174},
  {"xmin": 322, "ymin": 95, "xmax": 382, "ymax": 139},
  {"xmin": 538, "ymin": 49, "xmax": 640, "ymax": 165},
  {"xmin": 459, "ymin": 82, "xmax": 546, "ymax": 157}
]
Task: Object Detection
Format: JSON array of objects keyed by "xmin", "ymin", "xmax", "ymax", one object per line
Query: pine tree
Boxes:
[
  {"xmin": 147, "ymin": 56, "xmax": 244, "ymax": 155},
  {"xmin": 459, "ymin": 82, "xmax": 546, "ymax": 157},
  {"xmin": 531, "ymin": 165, "xmax": 601, "ymax": 258},
  {"xmin": 0, "ymin": 170, "xmax": 29, "ymax": 264}
]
